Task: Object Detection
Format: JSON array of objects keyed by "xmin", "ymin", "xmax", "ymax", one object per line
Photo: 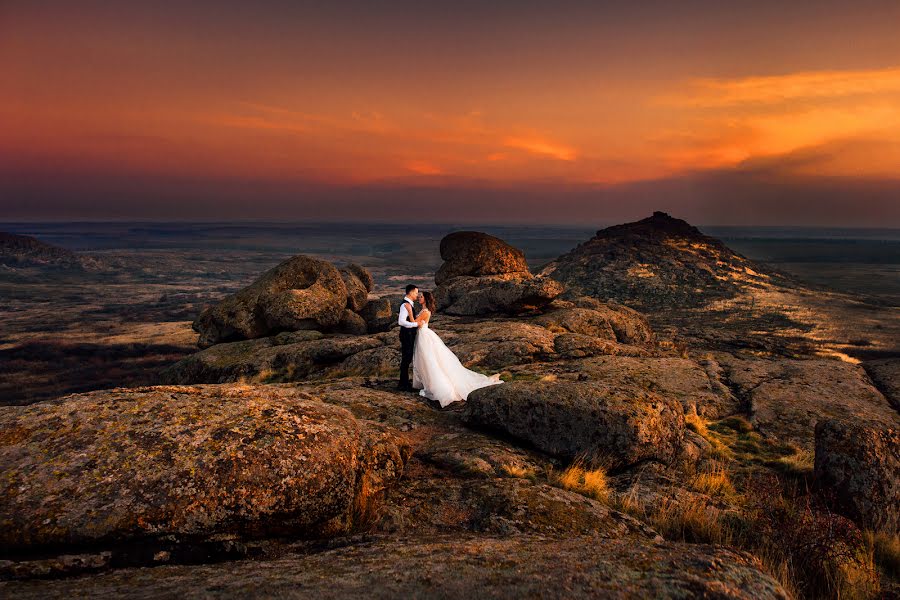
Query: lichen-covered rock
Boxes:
[
  {"xmin": 464, "ymin": 381, "xmax": 685, "ymax": 469},
  {"xmin": 447, "ymin": 322, "xmax": 558, "ymax": 370},
  {"xmin": 1, "ymin": 534, "xmax": 790, "ymax": 599},
  {"xmin": 345, "ymin": 263, "xmax": 374, "ymax": 293},
  {"xmin": 434, "ymin": 231, "xmax": 531, "ymax": 285},
  {"xmin": 193, "ymin": 255, "xmax": 348, "ymax": 347},
  {"xmin": 574, "ymin": 355, "xmax": 740, "ymax": 419},
  {"xmin": 863, "ymin": 358, "xmax": 900, "ymax": 412},
  {"xmin": 0, "ymin": 385, "xmax": 410, "ymax": 551},
  {"xmin": 339, "ymin": 265, "xmax": 371, "ymax": 312},
  {"xmin": 717, "ymin": 355, "xmax": 898, "ymax": 449},
  {"xmin": 435, "ymin": 274, "xmax": 563, "ymax": 316},
  {"xmin": 335, "ymin": 309, "xmax": 368, "ymax": 335},
  {"xmin": 358, "ymin": 298, "xmax": 395, "ymax": 333},
  {"xmin": 160, "ymin": 334, "xmax": 384, "ymax": 384},
  {"xmin": 814, "ymin": 419, "xmax": 900, "ymax": 533}
]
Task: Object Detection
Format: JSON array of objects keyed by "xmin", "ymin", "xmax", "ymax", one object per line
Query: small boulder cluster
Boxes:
[{"xmin": 193, "ymin": 256, "xmax": 391, "ymax": 347}]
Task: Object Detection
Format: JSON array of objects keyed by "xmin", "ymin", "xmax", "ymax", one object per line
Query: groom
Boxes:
[{"xmin": 397, "ymin": 284, "xmax": 420, "ymax": 391}]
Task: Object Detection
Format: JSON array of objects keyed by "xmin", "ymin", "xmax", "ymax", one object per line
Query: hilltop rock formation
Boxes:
[
  {"xmin": 192, "ymin": 256, "xmax": 381, "ymax": 347},
  {"xmin": 0, "ymin": 384, "xmax": 410, "ymax": 552},
  {"xmin": 464, "ymin": 381, "xmax": 686, "ymax": 470},
  {"xmin": 433, "ymin": 231, "xmax": 563, "ymax": 315},
  {"xmin": 539, "ymin": 211, "xmax": 788, "ymax": 310},
  {"xmin": 0, "ymin": 231, "xmax": 101, "ymax": 271},
  {"xmin": 814, "ymin": 419, "xmax": 899, "ymax": 533},
  {"xmin": 434, "ymin": 231, "xmax": 531, "ymax": 285}
]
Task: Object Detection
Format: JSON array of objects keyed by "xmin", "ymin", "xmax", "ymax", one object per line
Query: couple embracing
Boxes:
[{"xmin": 396, "ymin": 284, "xmax": 503, "ymax": 408}]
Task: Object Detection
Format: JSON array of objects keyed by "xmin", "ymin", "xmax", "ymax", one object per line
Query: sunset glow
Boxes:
[{"xmin": 2, "ymin": 1, "xmax": 899, "ymax": 223}]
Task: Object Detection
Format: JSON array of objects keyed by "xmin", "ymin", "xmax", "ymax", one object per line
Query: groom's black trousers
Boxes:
[{"xmin": 398, "ymin": 326, "xmax": 417, "ymax": 388}]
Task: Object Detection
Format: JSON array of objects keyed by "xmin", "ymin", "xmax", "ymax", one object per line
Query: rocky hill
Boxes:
[
  {"xmin": 539, "ymin": 211, "xmax": 794, "ymax": 310},
  {"xmin": 2, "ymin": 227, "xmax": 897, "ymax": 599},
  {"xmin": 541, "ymin": 212, "xmax": 900, "ymax": 359},
  {"xmin": 0, "ymin": 232, "xmax": 101, "ymax": 272}
]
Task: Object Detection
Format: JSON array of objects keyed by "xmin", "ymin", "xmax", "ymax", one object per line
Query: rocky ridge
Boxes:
[{"xmin": 3, "ymin": 215, "xmax": 897, "ymax": 598}]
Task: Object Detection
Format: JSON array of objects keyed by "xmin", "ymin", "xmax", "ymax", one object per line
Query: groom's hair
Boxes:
[{"xmin": 405, "ymin": 284, "xmax": 418, "ymax": 294}]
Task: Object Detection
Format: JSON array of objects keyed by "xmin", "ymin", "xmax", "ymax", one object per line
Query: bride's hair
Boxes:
[{"xmin": 422, "ymin": 291, "xmax": 436, "ymax": 313}]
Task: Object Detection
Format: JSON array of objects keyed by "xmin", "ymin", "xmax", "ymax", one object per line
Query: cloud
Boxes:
[
  {"xmin": 404, "ymin": 160, "xmax": 442, "ymax": 175},
  {"xmin": 658, "ymin": 65, "xmax": 900, "ymax": 108},
  {"xmin": 503, "ymin": 136, "xmax": 577, "ymax": 161}
]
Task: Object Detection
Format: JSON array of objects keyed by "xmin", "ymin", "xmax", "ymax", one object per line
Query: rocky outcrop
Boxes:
[
  {"xmin": 435, "ymin": 274, "xmax": 564, "ymax": 316},
  {"xmin": 339, "ymin": 264, "xmax": 372, "ymax": 312},
  {"xmin": 863, "ymin": 358, "xmax": 900, "ymax": 412},
  {"xmin": 160, "ymin": 332, "xmax": 389, "ymax": 383},
  {"xmin": 572, "ymin": 355, "xmax": 740, "ymax": 419},
  {"xmin": 433, "ymin": 232, "xmax": 563, "ymax": 316},
  {"xmin": 1, "ymin": 534, "xmax": 790, "ymax": 599},
  {"xmin": 531, "ymin": 300, "xmax": 654, "ymax": 346},
  {"xmin": 0, "ymin": 231, "xmax": 101, "ymax": 271},
  {"xmin": 463, "ymin": 381, "xmax": 685, "ymax": 470},
  {"xmin": 434, "ymin": 231, "xmax": 531, "ymax": 285},
  {"xmin": 717, "ymin": 354, "xmax": 899, "ymax": 449},
  {"xmin": 358, "ymin": 298, "xmax": 395, "ymax": 333},
  {"xmin": 814, "ymin": 419, "xmax": 899, "ymax": 533},
  {"xmin": 0, "ymin": 385, "xmax": 410, "ymax": 552},
  {"xmin": 539, "ymin": 211, "xmax": 790, "ymax": 310},
  {"xmin": 193, "ymin": 255, "xmax": 350, "ymax": 347}
]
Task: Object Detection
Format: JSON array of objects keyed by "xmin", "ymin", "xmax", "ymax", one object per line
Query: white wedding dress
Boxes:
[{"xmin": 412, "ymin": 309, "xmax": 503, "ymax": 408}]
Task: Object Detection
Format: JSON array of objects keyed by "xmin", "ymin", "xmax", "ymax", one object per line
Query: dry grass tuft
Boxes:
[
  {"xmin": 685, "ymin": 412, "xmax": 733, "ymax": 460},
  {"xmin": 552, "ymin": 461, "xmax": 609, "ymax": 502},
  {"xmin": 691, "ymin": 465, "xmax": 736, "ymax": 498},
  {"xmin": 500, "ymin": 463, "xmax": 535, "ymax": 479}
]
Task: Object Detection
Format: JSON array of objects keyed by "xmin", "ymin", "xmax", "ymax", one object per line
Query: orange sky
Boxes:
[{"xmin": 2, "ymin": 1, "xmax": 899, "ymax": 223}]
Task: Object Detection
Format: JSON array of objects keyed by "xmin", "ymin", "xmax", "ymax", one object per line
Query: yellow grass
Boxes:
[
  {"xmin": 552, "ymin": 462, "xmax": 609, "ymax": 502},
  {"xmin": 500, "ymin": 463, "xmax": 534, "ymax": 479},
  {"xmin": 691, "ymin": 465, "xmax": 736, "ymax": 498},
  {"xmin": 685, "ymin": 412, "xmax": 734, "ymax": 460}
]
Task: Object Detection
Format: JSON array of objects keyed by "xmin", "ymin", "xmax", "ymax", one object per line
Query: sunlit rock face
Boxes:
[
  {"xmin": 0, "ymin": 384, "xmax": 410, "ymax": 551},
  {"xmin": 539, "ymin": 211, "xmax": 792, "ymax": 310}
]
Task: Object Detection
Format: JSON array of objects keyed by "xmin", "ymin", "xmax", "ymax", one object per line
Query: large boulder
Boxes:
[
  {"xmin": 0, "ymin": 385, "xmax": 410, "ymax": 552},
  {"xmin": 358, "ymin": 298, "xmax": 395, "ymax": 333},
  {"xmin": 339, "ymin": 264, "xmax": 372, "ymax": 312},
  {"xmin": 814, "ymin": 419, "xmax": 899, "ymax": 533},
  {"xmin": 193, "ymin": 255, "xmax": 348, "ymax": 347},
  {"xmin": 463, "ymin": 381, "xmax": 685, "ymax": 469},
  {"xmin": 432, "ymin": 232, "xmax": 563, "ymax": 316},
  {"xmin": 434, "ymin": 231, "xmax": 531, "ymax": 285},
  {"xmin": 435, "ymin": 275, "xmax": 564, "ymax": 316}
]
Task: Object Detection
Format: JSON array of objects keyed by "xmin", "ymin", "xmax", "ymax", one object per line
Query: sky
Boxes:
[{"xmin": 1, "ymin": 0, "xmax": 899, "ymax": 225}]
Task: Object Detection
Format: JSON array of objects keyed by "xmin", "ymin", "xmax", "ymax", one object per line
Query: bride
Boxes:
[{"xmin": 411, "ymin": 291, "xmax": 503, "ymax": 408}]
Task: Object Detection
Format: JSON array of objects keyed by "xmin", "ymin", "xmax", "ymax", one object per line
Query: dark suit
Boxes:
[{"xmin": 398, "ymin": 299, "xmax": 419, "ymax": 389}]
